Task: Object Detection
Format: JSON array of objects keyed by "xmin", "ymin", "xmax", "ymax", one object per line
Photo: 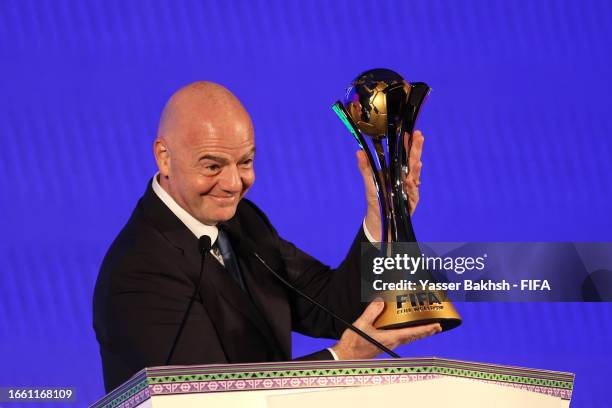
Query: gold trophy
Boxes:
[{"xmin": 333, "ymin": 68, "xmax": 461, "ymax": 331}]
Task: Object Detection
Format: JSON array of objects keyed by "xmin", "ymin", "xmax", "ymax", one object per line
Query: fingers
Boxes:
[
  {"xmin": 403, "ymin": 130, "xmax": 424, "ymax": 215},
  {"xmin": 356, "ymin": 150, "xmax": 379, "ymax": 206},
  {"xmin": 406, "ymin": 177, "xmax": 420, "ymax": 213},
  {"xmin": 411, "ymin": 161, "xmax": 423, "ymax": 186},
  {"xmin": 356, "ymin": 150, "xmax": 370, "ymax": 175},
  {"xmin": 378, "ymin": 323, "xmax": 441, "ymax": 347},
  {"xmin": 356, "ymin": 301, "xmax": 385, "ymax": 327},
  {"xmin": 408, "ymin": 130, "xmax": 424, "ymax": 182},
  {"xmin": 395, "ymin": 323, "xmax": 442, "ymax": 342},
  {"xmin": 344, "ymin": 305, "xmax": 442, "ymax": 359},
  {"xmin": 407, "ymin": 130, "xmax": 424, "ymax": 162}
]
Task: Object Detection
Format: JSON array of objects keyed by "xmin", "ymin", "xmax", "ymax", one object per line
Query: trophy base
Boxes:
[
  {"xmin": 373, "ymin": 292, "xmax": 462, "ymax": 332},
  {"xmin": 375, "ymin": 317, "xmax": 462, "ymax": 332}
]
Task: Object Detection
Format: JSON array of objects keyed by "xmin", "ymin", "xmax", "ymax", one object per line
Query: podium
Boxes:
[{"xmin": 90, "ymin": 358, "xmax": 574, "ymax": 407}]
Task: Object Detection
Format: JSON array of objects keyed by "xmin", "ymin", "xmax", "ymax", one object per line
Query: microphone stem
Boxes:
[
  {"xmin": 252, "ymin": 253, "xmax": 400, "ymax": 359},
  {"xmin": 166, "ymin": 251, "xmax": 207, "ymax": 365}
]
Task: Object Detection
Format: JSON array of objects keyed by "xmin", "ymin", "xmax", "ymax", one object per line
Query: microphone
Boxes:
[
  {"xmin": 198, "ymin": 236, "xmax": 212, "ymax": 253},
  {"xmin": 165, "ymin": 235, "xmax": 212, "ymax": 365},
  {"xmin": 221, "ymin": 226, "xmax": 400, "ymax": 359}
]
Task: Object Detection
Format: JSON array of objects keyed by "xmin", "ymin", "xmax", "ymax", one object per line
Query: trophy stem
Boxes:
[{"xmin": 372, "ymin": 140, "xmax": 395, "ymax": 242}]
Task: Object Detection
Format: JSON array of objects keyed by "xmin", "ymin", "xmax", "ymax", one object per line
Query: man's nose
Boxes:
[{"xmin": 219, "ymin": 165, "xmax": 242, "ymax": 193}]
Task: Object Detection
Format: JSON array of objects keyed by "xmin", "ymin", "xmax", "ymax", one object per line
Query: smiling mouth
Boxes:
[{"xmin": 209, "ymin": 195, "xmax": 239, "ymax": 206}]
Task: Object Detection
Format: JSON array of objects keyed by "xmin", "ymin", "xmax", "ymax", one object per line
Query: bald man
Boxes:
[{"xmin": 93, "ymin": 82, "xmax": 440, "ymax": 392}]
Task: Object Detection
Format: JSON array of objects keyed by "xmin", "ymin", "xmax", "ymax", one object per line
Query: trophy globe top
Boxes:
[{"xmin": 343, "ymin": 68, "xmax": 411, "ymax": 140}]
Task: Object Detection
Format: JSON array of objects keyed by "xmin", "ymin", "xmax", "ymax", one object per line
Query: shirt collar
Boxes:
[{"xmin": 152, "ymin": 172, "xmax": 218, "ymax": 246}]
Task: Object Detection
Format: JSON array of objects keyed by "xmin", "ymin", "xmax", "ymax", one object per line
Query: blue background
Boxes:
[{"xmin": 1, "ymin": 0, "xmax": 611, "ymax": 406}]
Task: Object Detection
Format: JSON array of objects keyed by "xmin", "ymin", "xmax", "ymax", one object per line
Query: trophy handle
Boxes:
[
  {"xmin": 385, "ymin": 83, "xmax": 411, "ymax": 242},
  {"xmin": 332, "ymin": 101, "xmax": 390, "ymax": 242},
  {"xmin": 393, "ymin": 82, "xmax": 431, "ymax": 242}
]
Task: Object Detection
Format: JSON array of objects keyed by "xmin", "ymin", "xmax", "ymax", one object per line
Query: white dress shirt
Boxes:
[{"xmin": 152, "ymin": 173, "xmax": 225, "ymax": 264}]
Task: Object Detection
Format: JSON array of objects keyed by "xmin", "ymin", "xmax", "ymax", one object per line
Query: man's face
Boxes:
[{"xmin": 157, "ymin": 120, "xmax": 255, "ymax": 225}]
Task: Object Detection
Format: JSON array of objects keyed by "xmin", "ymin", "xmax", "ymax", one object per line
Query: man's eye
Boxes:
[
  {"xmin": 240, "ymin": 159, "xmax": 254, "ymax": 167},
  {"xmin": 205, "ymin": 164, "xmax": 220, "ymax": 172}
]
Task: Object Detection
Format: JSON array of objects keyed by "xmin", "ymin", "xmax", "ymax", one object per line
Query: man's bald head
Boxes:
[
  {"xmin": 157, "ymin": 81, "xmax": 253, "ymax": 149},
  {"xmin": 153, "ymin": 81, "xmax": 256, "ymax": 225}
]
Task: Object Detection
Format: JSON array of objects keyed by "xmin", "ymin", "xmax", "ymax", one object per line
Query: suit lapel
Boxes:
[
  {"xmin": 238, "ymin": 253, "xmax": 292, "ymax": 358},
  {"xmin": 140, "ymin": 182, "xmax": 287, "ymax": 360},
  {"xmin": 200, "ymin": 252, "xmax": 282, "ymax": 352},
  {"xmin": 139, "ymin": 182, "xmax": 202, "ymax": 280},
  {"xmin": 222, "ymin": 216, "xmax": 292, "ymax": 360}
]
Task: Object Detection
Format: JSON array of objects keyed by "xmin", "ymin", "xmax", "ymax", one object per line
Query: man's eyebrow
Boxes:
[
  {"xmin": 198, "ymin": 148, "xmax": 255, "ymax": 163},
  {"xmin": 199, "ymin": 154, "xmax": 229, "ymax": 164},
  {"xmin": 239, "ymin": 148, "xmax": 256, "ymax": 161}
]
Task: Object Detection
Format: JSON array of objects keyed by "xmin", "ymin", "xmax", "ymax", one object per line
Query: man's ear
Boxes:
[{"xmin": 153, "ymin": 139, "xmax": 170, "ymax": 178}]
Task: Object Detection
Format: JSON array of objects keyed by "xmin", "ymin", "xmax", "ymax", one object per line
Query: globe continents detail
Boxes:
[{"xmin": 343, "ymin": 68, "xmax": 411, "ymax": 139}]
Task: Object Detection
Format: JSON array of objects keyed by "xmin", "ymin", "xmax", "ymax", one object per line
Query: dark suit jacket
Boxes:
[{"xmin": 93, "ymin": 182, "xmax": 367, "ymax": 392}]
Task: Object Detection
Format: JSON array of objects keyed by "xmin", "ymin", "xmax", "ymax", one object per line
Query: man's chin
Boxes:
[{"xmin": 199, "ymin": 206, "xmax": 238, "ymax": 226}]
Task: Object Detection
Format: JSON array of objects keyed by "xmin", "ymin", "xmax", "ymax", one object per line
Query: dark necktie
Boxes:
[{"xmin": 216, "ymin": 229, "xmax": 247, "ymax": 291}]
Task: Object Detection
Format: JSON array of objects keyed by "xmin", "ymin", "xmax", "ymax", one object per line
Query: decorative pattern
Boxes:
[{"xmin": 89, "ymin": 358, "xmax": 575, "ymax": 408}]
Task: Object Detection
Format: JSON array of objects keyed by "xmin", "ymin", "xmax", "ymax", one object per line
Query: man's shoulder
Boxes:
[
  {"xmin": 235, "ymin": 198, "xmax": 276, "ymax": 233},
  {"xmin": 98, "ymin": 195, "xmax": 277, "ymax": 278},
  {"xmin": 99, "ymin": 198, "xmax": 177, "ymax": 278}
]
